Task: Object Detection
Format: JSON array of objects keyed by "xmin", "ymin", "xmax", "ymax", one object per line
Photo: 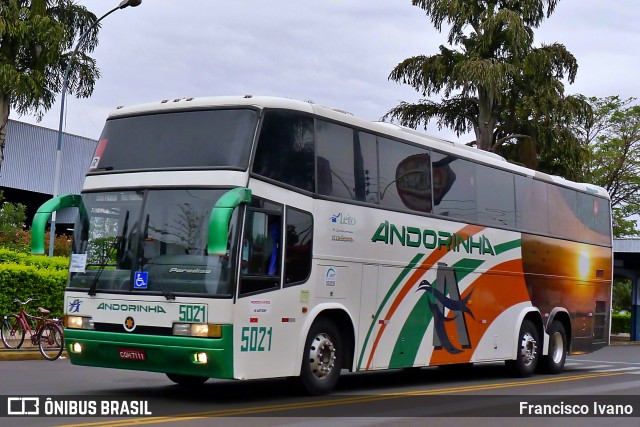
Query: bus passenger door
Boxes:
[
  {"xmin": 231, "ymin": 197, "xmax": 300, "ymax": 380},
  {"xmin": 357, "ymin": 264, "xmax": 379, "ymax": 370}
]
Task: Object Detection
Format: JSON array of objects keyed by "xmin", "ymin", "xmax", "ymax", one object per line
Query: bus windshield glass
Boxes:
[
  {"xmin": 69, "ymin": 189, "xmax": 238, "ymax": 298},
  {"xmin": 91, "ymin": 108, "xmax": 258, "ymax": 172}
]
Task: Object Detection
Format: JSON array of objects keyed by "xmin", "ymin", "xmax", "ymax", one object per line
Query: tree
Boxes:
[
  {"xmin": 385, "ymin": 0, "xmax": 587, "ymax": 172},
  {"xmin": 573, "ymin": 96, "xmax": 640, "ymax": 237},
  {"xmin": 0, "ymin": 0, "xmax": 99, "ymax": 169}
]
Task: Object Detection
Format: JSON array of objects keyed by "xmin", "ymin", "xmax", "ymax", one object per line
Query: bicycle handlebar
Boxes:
[{"xmin": 13, "ymin": 298, "xmax": 36, "ymax": 305}]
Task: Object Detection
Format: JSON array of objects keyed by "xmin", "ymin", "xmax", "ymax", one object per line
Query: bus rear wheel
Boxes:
[
  {"xmin": 538, "ymin": 321, "xmax": 567, "ymax": 374},
  {"xmin": 166, "ymin": 373, "xmax": 208, "ymax": 387},
  {"xmin": 298, "ymin": 318, "xmax": 343, "ymax": 395},
  {"xmin": 506, "ymin": 319, "xmax": 539, "ymax": 377}
]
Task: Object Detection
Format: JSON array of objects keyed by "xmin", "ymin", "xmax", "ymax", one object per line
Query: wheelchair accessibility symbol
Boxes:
[{"xmin": 134, "ymin": 271, "xmax": 149, "ymax": 289}]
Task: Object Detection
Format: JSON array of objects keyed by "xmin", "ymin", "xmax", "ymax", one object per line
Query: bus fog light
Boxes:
[
  {"xmin": 71, "ymin": 342, "xmax": 82, "ymax": 353},
  {"xmin": 65, "ymin": 316, "xmax": 94, "ymax": 330},
  {"xmin": 194, "ymin": 352, "xmax": 208, "ymax": 364}
]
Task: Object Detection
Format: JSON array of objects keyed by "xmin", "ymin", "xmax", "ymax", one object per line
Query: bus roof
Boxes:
[{"xmin": 107, "ymin": 95, "xmax": 610, "ymax": 199}]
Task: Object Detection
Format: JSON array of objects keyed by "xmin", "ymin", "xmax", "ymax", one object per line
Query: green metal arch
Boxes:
[
  {"xmin": 207, "ymin": 188, "xmax": 252, "ymax": 255},
  {"xmin": 31, "ymin": 194, "xmax": 84, "ymax": 255}
]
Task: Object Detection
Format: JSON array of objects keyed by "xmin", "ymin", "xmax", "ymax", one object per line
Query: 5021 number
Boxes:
[{"xmin": 240, "ymin": 326, "xmax": 272, "ymax": 352}]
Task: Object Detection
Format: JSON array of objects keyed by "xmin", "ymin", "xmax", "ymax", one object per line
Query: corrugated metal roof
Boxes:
[
  {"xmin": 0, "ymin": 119, "xmax": 97, "ymax": 196},
  {"xmin": 1, "ymin": 119, "xmax": 97, "ymax": 223},
  {"xmin": 613, "ymin": 238, "xmax": 640, "ymax": 253}
]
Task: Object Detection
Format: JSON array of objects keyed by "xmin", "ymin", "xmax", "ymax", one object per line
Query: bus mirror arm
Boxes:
[
  {"xmin": 31, "ymin": 194, "xmax": 86, "ymax": 255},
  {"xmin": 207, "ymin": 188, "xmax": 252, "ymax": 256}
]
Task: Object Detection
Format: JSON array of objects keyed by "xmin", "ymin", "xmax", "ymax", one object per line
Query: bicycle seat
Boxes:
[{"xmin": 37, "ymin": 307, "xmax": 50, "ymax": 315}]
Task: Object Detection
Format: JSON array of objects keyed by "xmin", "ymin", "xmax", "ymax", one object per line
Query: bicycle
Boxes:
[{"xmin": 1, "ymin": 298, "xmax": 65, "ymax": 361}]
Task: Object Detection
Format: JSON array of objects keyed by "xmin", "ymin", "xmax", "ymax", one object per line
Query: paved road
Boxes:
[{"xmin": 1, "ymin": 345, "xmax": 639, "ymax": 426}]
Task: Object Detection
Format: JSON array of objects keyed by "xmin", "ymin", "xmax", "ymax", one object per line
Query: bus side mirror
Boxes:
[
  {"xmin": 207, "ymin": 188, "xmax": 252, "ymax": 256},
  {"xmin": 31, "ymin": 194, "xmax": 85, "ymax": 255}
]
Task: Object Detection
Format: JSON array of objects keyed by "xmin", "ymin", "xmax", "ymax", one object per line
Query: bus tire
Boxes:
[
  {"xmin": 298, "ymin": 318, "xmax": 343, "ymax": 395},
  {"xmin": 538, "ymin": 321, "xmax": 567, "ymax": 374},
  {"xmin": 166, "ymin": 373, "xmax": 208, "ymax": 387},
  {"xmin": 506, "ymin": 319, "xmax": 539, "ymax": 377}
]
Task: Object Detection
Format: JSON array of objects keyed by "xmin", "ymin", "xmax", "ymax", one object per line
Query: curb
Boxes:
[{"xmin": 0, "ymin": 349, "xmax": 68, "ymax": 361}]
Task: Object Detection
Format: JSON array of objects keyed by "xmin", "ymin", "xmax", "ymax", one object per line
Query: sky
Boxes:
[{"xmin": 15, "ymin": 0, "xmax": 640, "ymax": 143}]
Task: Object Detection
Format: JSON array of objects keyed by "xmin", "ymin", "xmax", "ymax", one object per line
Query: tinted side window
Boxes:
[
  {"xmin": 379, "ymin": 137, "xmax": 432, "ymax": 213},
  {"xmin": 357, "ymin": 132, "xmax": 379, "ymax": 204},
  {"xmin": 432, "ymin": 153, "xmax": 476, "ymax": 222},
  {"xmin": 476, "ymin": 165, "xmax": 515, "ymax": 228},
  {"xmin": 253, "ymin": 110, "xmax": 315, "ymax": 192},
  {"xmin": 548, "ymin": 185, "xmax": 579, "ymax": 240},
  {"xmin": 284, "ymin": 208, "xmax": 313, "ymax": 286},
  {"xmin": 594, "ymin": 197, "xmax": 612, "ymax": 245},
  {"xmin": 316, "ymin": 121, "xmax": 357, "ymax": 200},
  {"xmin": 515, "ymin": 175, "xmax": 550, "ymax": 235},
  {"xmin": 577, "ymin": 192, "xmax": 596, "ymax": 243}
]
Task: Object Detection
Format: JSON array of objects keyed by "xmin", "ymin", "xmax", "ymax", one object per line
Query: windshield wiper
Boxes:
[
  {"xmin": 88, "ymin": 210, "xmax": 129, "ymax": 296},
  {"xmin": 150, "ymin": 269, "xmax": 175, "ymax": 300},
  {"xmin": 87, "ymin": 237, "xmax": 119, "ymax": 296}
]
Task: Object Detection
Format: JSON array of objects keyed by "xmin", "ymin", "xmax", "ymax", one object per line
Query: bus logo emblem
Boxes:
[
  {"xmin": 123, "ymin": 316, "xmax": 136, "ymax": 332},
  {"xmin": 134, "ymin": 271, "xmax": 148, "ymax": 289},
  {"xmin": 418, "ymin": 262, "xmax": 473, "ymax": 354}
]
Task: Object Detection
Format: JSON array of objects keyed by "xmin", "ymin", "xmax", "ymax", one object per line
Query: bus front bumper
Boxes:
[{"xmin": 64, "ymin": 328, "xmax": 234, "ymax": 379}]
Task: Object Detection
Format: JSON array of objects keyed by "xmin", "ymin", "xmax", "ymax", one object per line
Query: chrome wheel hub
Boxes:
[
  {"xmin": 309, "ymin": 332, "xmax": 336, "ymax": 379},
  {"xmin": 520, "ymin": 331, "xmax": 537, "ymax": 366}
]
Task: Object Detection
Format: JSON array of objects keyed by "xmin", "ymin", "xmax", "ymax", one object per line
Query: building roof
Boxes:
[
  {"xmin": 0, "ymin": 119, "xmax": 97, "ymax": 196},
  {"xmin": 614, "ymin": 238, "xmax": 640, "ymax": 253}
]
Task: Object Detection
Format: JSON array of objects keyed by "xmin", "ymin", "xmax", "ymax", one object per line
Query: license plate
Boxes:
[{"xmin": 118, "ymin": 348, "xmax": 146, "ymax": 361}]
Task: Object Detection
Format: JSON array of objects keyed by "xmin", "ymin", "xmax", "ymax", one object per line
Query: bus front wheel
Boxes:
[
  {"xmin": 166, "ymin": 373, "xmax": 208, "ymax": 387},
  {"xmin": 298, "ymin": 318, "xmax": 343, "ymax": 395},
  {"xmin": 506, "ymin": 319, "xmax": 539, "ymax": 377}
]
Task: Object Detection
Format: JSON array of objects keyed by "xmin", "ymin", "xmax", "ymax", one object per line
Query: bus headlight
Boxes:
[
  {"xmin": 65, "ymin": 315, "xmax": 94, "ymax": 330},
  {"xmin": 172, "ymin": 323, "xmax": 222, "ymax": 338}
]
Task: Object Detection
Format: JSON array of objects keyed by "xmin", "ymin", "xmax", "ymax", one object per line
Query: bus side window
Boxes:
[{"xmin": 239, "ymin": 208, "xmax": 282, "ymax": 296}]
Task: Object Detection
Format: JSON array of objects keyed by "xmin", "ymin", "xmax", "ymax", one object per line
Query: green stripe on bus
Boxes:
[
  {"xmin": 388, "ymin": 258, "xmax": 484, "ymax": 368},
  {"xmin": 493, "ymin": 239, "xmax": 521, "ymax": 255},
  {"xmin": 357, "ymin": 253, "xmax": 425, "ymax": 370}
]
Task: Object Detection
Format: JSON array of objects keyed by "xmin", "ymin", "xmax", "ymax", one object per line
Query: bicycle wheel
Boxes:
[
  {"xmin": 1, "ymin": 315, "xmax": 25, "ymax": 349},
  {"xmin": 38, "ymin": 323, "xmax": 64, "ymax": 361}
]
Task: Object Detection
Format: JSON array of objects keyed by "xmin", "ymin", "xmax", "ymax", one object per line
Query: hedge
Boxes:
[
  {"xmin": 0, "ymin": 247, "xmax": 69, "ymax": 318},
  {"xmin": 0, "ymin": 248, "xmax": 69, "ymax": 271},
  {"xmin": 611, "ymin": 312, "xmax": 631, "ymax": 334}
]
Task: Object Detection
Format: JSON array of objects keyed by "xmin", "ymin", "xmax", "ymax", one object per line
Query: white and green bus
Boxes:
[{"xmin": 33, "ymin": 96, "xmax": 612, "ymax": 395}]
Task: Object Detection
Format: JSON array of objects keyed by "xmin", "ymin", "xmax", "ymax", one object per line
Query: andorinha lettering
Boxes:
[
  {"xmin": 371, "ymin": 221, "xmax": 495, "ymax": 256},
  {"xmin": 97, "ymin": 303, "xmax": 166, "ymax": 313}
]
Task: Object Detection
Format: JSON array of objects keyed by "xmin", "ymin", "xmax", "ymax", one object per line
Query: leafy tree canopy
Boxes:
[
  {"xmin": 573, "ymin": 95, "xmax": 640, "ymax": 237},
  {"xmin": 0, "ymin": 0, "xmax": 99, "ymax": 168},
  {"xmin": 386, "ymin": 0, "xmax": 587, "ymax": 173}
]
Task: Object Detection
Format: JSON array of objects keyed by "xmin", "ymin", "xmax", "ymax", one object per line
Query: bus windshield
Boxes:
[
  {"xmin": 90, "ymin": 108, "xmax": 259, "ymax": 172},
  {"xmin": 69, "ymin": 189, "xmax": 238, "ymax": 298}
]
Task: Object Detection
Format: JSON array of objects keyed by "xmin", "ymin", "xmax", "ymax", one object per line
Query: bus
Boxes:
[{"xmin": 32, "ymin": 96, "xmax": 613, "ymax": 395}]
